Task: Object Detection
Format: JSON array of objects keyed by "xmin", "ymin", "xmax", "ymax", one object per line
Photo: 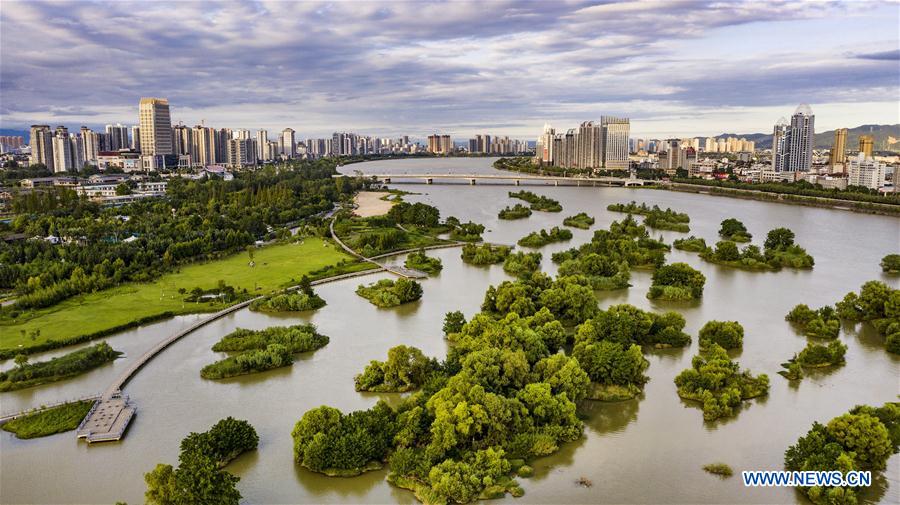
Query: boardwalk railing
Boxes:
[{"xmin": 0, "ymin": 393, "xmax": 102, "ymax": 425}]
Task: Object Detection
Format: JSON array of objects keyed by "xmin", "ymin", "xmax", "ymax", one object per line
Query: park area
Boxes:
[{"xmin": 0, "ymin": 238, "xmax": 363, "ymax": 355}]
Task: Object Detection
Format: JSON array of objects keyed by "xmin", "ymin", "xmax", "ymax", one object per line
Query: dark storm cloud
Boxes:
[{"xmin": 0, "ymin": 0, "xmax": 897, "ymax": 135}]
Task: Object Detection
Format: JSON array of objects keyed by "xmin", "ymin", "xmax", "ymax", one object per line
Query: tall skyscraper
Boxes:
[
  {"xmin": 138, "ymin": 98, "xmax": 173, "ymax": 155},
  {"xmin": 281, "ymin": 128, "xmax": 296, "ymax": 157},
  {"xmin": 575, "ymin": 121, "xmax": 602, "ymax": 169},
  {"xmin": 130, "ymin": 126, "xmax": 141, "ymax": 151},
  {"xmin": 52, "ymin": 126, "xmax": 74, "ymax": 172},
  {"xmin": 538, "ymin": 124, "xmax": 555, "ymax": 163},
  {"xmin": 782, "ymin": 104, "xmax": 815, "ymax": 172},
  {"xmin": 601, "ymin": 116, "xmax": 630, "ymax": 170},
  {"xmin": 256, "ymin": 130, "xmax": 268, "ymax": 160},
  {"xmin": 29, "ymin": 124, "xmax": 54, "ymax": 171},
  {"xmin": 173, "ymin": 125, "xmax": 192, "ymax": 157},
  {"xmin": 830, "ymin": 128, "xmax": 848, "ymax": 171},
  {"xmin": 105, "ymin": 123, "xmax": 129, "ymax": 151},
  {"xmin": 191, "ymin": 125, "xmax": 214, "ymax": 166},
  {"xmin": 80, "ymin": 126, "xmax": 100, "ymax": 166},
  {"xmin": 772, "ymin": 117, "xmax": 789, "ymax": 172},
  {"xmin": 858, "ymin": 135, "xmax": 874, "ymax": 159}
]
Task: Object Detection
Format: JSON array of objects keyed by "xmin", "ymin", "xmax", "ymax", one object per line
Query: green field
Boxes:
[{"xmin": 1, "ymin": 238, "xmax": 361, "ymax": 354}]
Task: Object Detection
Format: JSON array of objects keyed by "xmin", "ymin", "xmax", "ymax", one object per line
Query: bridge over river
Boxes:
[{"xmin": 337, "ymin": 172, "xmax": 648, "ymax": 187}]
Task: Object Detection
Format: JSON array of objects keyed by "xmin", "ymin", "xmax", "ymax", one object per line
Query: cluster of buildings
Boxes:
[
  {"xmin": 629, "ymin": 137, "xmax": 755, "ymax": 155},
  {"xmin": 535, "ymin": 117, "xmax": 631, "ymax": 170},
  {"xmin": 465, "ymin": 134, "xmax": 529, "ymax": 155},
  {"xmin": 22, "ymin": 98, "xmax": 535, "ymax": 174}
]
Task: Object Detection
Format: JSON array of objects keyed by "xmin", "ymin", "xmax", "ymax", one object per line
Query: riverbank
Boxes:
[
  {"xmin": 662, "ymin": 182, "xmax": 900, "ymax": 217},
  {"xmin": 0, "ymin": 238, "xmax": 357, "ymax": 357},
  {"xmin": 489, "ymin": 163, "xmax": 900, "ymax": 216},
  {"xmin": 353, "ymin": 191, "xmax": 394, "ymax": 217}
]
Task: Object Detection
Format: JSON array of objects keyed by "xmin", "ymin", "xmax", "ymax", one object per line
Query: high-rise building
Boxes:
[
  {"xmin": 173, "ymin": 125, "xmax": 192, "ymax": 157},
  {"xmin": 427, "ymin": 134, "xmax": 452, "ymax": 154},
  {"xmin": 575, "ymin": 121, "xmax": 602, "ymax": 169},
  {"xmin": 105, "ymin": 123, "xmax": 129, "ymax": 151},
  {"xmin": 847, "ymin": 152, "xmax": 886, "ymax": 189},
  {"xmin": 772, "ymin": 117, "xmax": 789, "ymax": 172},
  {"xmin": 191, "ymin": 125, "xmax": 215, "ymax": 166},
  {"xmin": 80, "ymin": 126, "xmax": 101, "ymax": 166},
  {"xmin": 138, "ymin": 98, "xmax": 173, "ymax": 155},
  {"xmin": 601, "ymin": 116, "xmax": 630, "ymax": 170},
  {"xmin": 858, "ymin": 135, "xmax": 874, "ymax": 159},
  {"xmin": 256, "ymin": 130, "xmax": 269, "ymax": 160},
  {"xmin": 130, "ymin": 126, "xmax": 141, "ymax": 151},
  {"xmin": 70, "ymin": 133, "xmax": 84, "ymax": 170},
  {"xmin": 780, "ymin": 104, "xmax": 815, "ymax": 172},
  {"xmin": 538, "ymin": 124, "xmax": 555, "ymax": 163},
  {"xmin": 29, "ymin": 124, "xmax": 54, "ymax": 171},
  {"xmin": 215, "ymin": 129, "xmax": 231, "ymax": 163},
  {"xmin": 830, "ymin": 128, "xmax": 848, "ymax": 171},
  {"xmin": 52, "ymin": 126, "xmax": 74, "ymax": 172},
  {"xmin": 226, "ymin": 138, "xmax": 258, "ymax": 168},
  {"xmin": 281, "ymin": 128, "xmax": 296, "ymax": 157}
]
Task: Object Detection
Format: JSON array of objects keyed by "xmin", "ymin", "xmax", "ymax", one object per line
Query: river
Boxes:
[{"xmin": 1, "ymin": 157, "xmax": 898, "ymax": 504}]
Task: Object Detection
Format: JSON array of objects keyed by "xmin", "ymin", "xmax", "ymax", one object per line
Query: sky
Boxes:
[{"xmin": 1, "ymin": 0, "xmax": 898, "ymax": 140}]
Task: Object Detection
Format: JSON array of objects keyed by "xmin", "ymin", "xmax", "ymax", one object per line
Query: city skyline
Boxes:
[{"xmin": 1, "ymin": 1, "xmax": 899, "ymax": 138}]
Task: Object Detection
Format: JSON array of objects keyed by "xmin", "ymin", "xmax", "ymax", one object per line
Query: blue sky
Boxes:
[{"xmin": 1, "ymin": 0, "xmax": 898, "ymax": 139}]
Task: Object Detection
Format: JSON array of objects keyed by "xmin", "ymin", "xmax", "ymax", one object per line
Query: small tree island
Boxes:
[
  {"xmin": 404, "ymin": 250, "xmax": 443, "ymax": 275},
  {"xmin": 562, "ymin": 212, "xmax": 595, "ymax": 229},
  {"xmin": 461, "ymin": 243, "xmax": 511, "ymax": 265},
  {"xmin": 784, "ymin": 403, "xmax": 899, "ymax": 505},
  {"xmin": 647, "ymin": 262, "xmax": 706, "ymax": 301},
  {"xmin": 509, "ymin": 190, "xmax": 563, "ymax": 212},
  {"xmin": 674, "ymin": 344, "xmax": 769, "ymax": 421},
  {"xmin": 718, "ymin": 218, "xmax": 752, "ymax": 242},
  {"xmin": 498, "ymin": 204, "xmax": 532, "ymax": 220},
  {"xmin": 356, "ymin": 278, "xmax": 423, "ymax": 307},
  {"xmin": 517, "ymin": 226, "xmax": 573, "ymax": 248},
  {"xmin": 881, "ymin": 253, "xmax": 900, "ymax": 274}
]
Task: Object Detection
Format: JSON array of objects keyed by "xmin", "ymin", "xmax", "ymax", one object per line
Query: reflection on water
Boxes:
[{"xmin": 1, "ymin": 157, "xmax": 898, "ymax": 504}]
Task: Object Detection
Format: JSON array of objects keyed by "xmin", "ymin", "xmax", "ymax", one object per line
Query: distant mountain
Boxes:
[{"xmin": 714, "ymin": 124, "xmax": 900, "ymax": 151}]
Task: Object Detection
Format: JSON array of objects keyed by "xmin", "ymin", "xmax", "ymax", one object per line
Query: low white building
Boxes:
[{"xmin": 847, "ymin": 153, "xmax": 886, "ymax": 189}]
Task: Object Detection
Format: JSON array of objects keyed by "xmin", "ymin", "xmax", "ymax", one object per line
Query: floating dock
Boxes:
[{"xmin": 75, "ymin": 393, "xmax": 136, "ymax": 443}]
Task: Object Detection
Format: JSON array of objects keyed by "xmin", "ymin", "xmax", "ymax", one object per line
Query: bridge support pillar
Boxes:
[
  {"xmin": 554, "ymin": 180, "xmax": 559, "ymax": 186},
  {"xmin": 515, "ymin": 180, "xmax": 520, "ymax": 186},
  {"xmin": 469, "ymin": 178, "xmax": 476, "ymax": 185},
  {"xmin": 426, "ymin": 178, "xmax": 433, "ymax": 184}
]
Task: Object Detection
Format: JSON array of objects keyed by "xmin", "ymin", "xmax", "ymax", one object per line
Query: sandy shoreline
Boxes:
[{"xmin": 353, "ymin": 191, "xmax": 394, "ymax": 217}]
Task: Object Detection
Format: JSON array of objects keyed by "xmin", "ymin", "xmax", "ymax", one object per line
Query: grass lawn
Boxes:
[
  {"xmin": 1, "ymin": 238, "xmax": 360, "ymax": 354},
  {"xmin": 1, "ymin": 400, "xmax": 94, "ymax": 439}
]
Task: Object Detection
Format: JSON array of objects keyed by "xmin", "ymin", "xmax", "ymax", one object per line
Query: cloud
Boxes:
[
  {"xmin": 1, "ymin": 0, "xmax": 898, "ymax": 138},
  {"xmin": 855, "ymin": 49, "xmax": 900, "ymax": 61}
]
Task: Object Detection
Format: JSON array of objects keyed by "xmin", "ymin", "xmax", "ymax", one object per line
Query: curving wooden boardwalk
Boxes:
[{"xmin": 328, "ymin": 217, "xmax": 439, "ymax": 279}]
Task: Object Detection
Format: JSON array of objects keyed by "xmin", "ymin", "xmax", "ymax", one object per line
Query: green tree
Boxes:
[
  {"xmin": 698, "ymin": 320, "xmax": 744, "ymax": 350},
  {"xmin": 442, "ymin": 311, "xmax": 466, "ymax": 335},
  {"xmin": 881, "ymin": 254, "xmax": 900, "ymax": 273},
  {"xmin": 765, "ymin": 228, "xmax": 795, "ymax": 251}
]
